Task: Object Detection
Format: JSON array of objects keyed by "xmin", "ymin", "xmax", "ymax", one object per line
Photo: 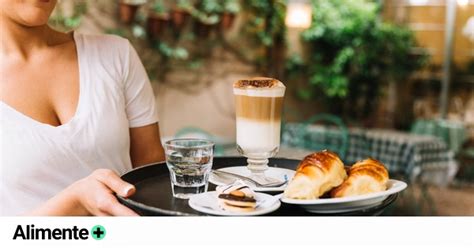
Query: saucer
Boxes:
[
  {"xmin": 209, "ymin": 166, "xmax": 295, "ymax": 192},
  {"xmin": 188, "ymin": 191, "xmax": 281, "ymax": 216}
]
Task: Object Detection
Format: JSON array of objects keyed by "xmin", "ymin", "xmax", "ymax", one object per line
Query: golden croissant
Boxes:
[
  {"xmin": 331, "ymin": 158, "xmax": 389, "ymax": 198},
  {"xmin": 283, "ymin": 150, "xmax": 347, "ymax": 200}
]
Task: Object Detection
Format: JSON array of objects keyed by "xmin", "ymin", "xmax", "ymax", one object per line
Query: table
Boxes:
[
  {"xmin": 411, "ymin": 119, "xmax": 467, "ymax": 155},
  {"xmin": 279, "ymin": 124, "xmax": 458, "ymax": 186}
]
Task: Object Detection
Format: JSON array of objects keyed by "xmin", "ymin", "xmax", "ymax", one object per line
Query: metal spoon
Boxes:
[{"xmin": 211, "ymin": 170, "xmax": 287, "ymax": 188}]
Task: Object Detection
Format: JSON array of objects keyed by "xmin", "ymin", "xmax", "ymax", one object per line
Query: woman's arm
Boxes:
[
  {"xmin": 29, "ymin": 122, "xmax": 166, "ymax": 215},
  {"xmin": 28, "ymin": 120, "xmax": 165, "ymax": 216},
  {"xmin": 28, "ymin": 169, "xmax": 138, "ymax": 216},
  {"xmin": 129, "ymin": 123, "xmax": 165, "ymax": 168}
]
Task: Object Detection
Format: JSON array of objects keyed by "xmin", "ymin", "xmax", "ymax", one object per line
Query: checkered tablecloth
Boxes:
[{"xmin": 281, "ymin": 123, "xmax": 458, "ymax": 185}]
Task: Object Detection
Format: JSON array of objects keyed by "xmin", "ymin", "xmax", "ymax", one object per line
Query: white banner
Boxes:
[{"xmin": 0, "ymin": 217, "xmax": 473, "ymax": 248}]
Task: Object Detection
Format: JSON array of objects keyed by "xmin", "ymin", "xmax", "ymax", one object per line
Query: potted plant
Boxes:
[
  {"xmin": 119, "ymin": 0, "xmax": 146, "ymax": 24},
  {"xmin": 220, "ymin": 0, "xmax": 240, "ymax": 30},
  {"xmin": 171, "ymin": 0, "xmax": 192, "ymax": 31},
  {"xmin": 297, "ymin": 0, "xmax": 428, "ymax": 119},
  {"xmin": 193, "ymin": 15, "xmax": 219, "ymax": 38},
  {"xmin": 146, "ymin": 0, "xmax": 169, "ymax": 39},
  {"xmin": 192, "ymin": 0, "xmax": 221, "ymax": 38}
]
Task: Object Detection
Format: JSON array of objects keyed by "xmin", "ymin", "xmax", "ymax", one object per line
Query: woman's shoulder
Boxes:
[
  {"xmin": 76, "ymin": 33, "xmax": 132, "ymax": 57},
  {"xmin": 76, "ymin": 33, "xmax": 136, "ymax": 75},
  {"xmin": 77, "ymin": 33, "xmax": 129, "ymax": 46}
]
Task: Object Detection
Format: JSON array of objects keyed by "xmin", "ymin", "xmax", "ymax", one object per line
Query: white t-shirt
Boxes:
[{"xmin": 0, "ymin": 32, "xmax": 159, "ymax": 215}]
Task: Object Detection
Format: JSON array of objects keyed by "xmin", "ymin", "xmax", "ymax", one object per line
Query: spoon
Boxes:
[{"xmin": 212, "ymin": 170, "xmax": 287, "ymax": 188}]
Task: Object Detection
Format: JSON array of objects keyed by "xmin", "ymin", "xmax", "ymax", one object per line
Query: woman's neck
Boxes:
[{"xmin": 0, "ymin": 16, "xmax": 57, "ymax": 60}]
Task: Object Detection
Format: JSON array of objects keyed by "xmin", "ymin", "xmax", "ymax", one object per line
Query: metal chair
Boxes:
[
  {"xmin": 411, "ymin": 119, "xmax": 467, "ymax": 155},
  {"xmin": 409, "ymin": 120, "xmax": 440, "ymax": 215},
  {"xmin": 299, "ymin": 113, "xmax": 350, "ymax": 161}
]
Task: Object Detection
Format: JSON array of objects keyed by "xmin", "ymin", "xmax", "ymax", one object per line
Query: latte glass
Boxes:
[{"xmin": 233, "ymin": 78, "xmax": 285, "ymax": 184}]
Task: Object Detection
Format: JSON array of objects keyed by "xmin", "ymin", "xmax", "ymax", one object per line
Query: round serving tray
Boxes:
[{"xmin": 117, "ymin": 157, "xmax": 398, "ymax": 216}]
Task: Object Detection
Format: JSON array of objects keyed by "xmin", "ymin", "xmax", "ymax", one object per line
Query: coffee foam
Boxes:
[{"xmin": 233, "ymin": 77, "xmax": 286, "ymax": 97}]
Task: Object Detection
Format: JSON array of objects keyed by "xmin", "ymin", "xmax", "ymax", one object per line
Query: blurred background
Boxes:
[{"xmin": 49, "ymin": 0, "xmax": 473, "ymax": 215}]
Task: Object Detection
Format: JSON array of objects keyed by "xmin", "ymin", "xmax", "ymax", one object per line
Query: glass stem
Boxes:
[{"xmin": 247, "ymin": 158, "xmax": 269, "ymax": 176}]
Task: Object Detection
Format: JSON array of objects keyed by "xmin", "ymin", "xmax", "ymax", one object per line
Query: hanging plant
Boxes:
[
  {"xmin": 118, "ymin": 0, "xmax": 146, "ymax": 24},
  {"xmin": 171, "ymin": 0, "xmax": 192, "ymax": 31},
  {"xmin": 190, "ymin": 0, "xmax": 221, "ymax": 38},
  {"xmin": 240, "ymin": 0, "xmax": 287, "ymax": 76},
  {"xmin": 146, "ymin": 0, "xmax": 170, "ymax": 40},
  {"xmin": 220, "ymin": 0, "xmax": 240, "ymax": 30},
  {"xmin": 199, "ymin": 0, "xmax": 223, "ymax": 14},
  {"xmin": 193, "ymin": 16, "xmax": 219, "ymax": 38}
]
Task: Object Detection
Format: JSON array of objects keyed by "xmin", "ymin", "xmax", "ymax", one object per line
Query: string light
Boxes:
[
  {"xmin": 285, "ymin": 0, "xmax": 312, "ymax": 29},
  {"xmin": 456, "ymin": 0, "xmax": 469, "ymax": 7}
]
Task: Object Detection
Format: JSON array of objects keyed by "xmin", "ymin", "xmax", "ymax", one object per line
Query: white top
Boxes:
[{"xmin": 0, "ymin": 33, "xmax": 159, "ymax": 215}]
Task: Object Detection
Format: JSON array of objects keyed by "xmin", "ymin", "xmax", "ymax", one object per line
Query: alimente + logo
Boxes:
[{"xmin": 12, "ymin": 224, "xmax": 106, "ymax": 240}]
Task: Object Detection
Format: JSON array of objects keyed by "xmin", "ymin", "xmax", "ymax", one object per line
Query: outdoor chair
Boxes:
[
  {"xmin": 298, "ymin": 113, "xmax": 350, "ymax": 161},
  {"xmin": 457, "ymin": 139, "xmax": 474, "ymax": 182},
  {"xmin": 407, "ymin": 119, "xmax": 465, "ymax": 215},
  {"xmin": 411, "ymin": 118, "xmax": 467, "ymax": 155}
]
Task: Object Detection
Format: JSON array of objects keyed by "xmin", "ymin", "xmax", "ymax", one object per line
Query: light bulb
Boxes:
[
  {"xmin": 457, "ymin": 0, "xmax": 469, "ymax": 6},
  {"xmin": 285, "ymin": 0, "xmax": 312, "ymax": 29}
]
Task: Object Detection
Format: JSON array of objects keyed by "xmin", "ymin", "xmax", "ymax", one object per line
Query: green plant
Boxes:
[
  {"xmin": 157, "ymin": 42, "xmax": 189, "ymax": 60},
  {"xmin": 187, "ymin": 0, "xmax": 220, "ymax": 24},
  {"xmin": 223, "ymin": 0, "xmax": 240, "ymax": 13},
  {"xmin": 241, "ymin": 0, "xmax": 287, "ymax": 75},
  {"xmin": 293, "ymin": 0, "xmax": 427, "ymax": 117},
  {"xmin": 151, "ymin": 0, "xmax": 168, "ymax": 14},
  {"xmin": 201, "ymin": 0, "xmax": 223, "ymax": 13},
  {"xmin": 49, "ymin": 1, "xmax": 88, "ymax": 31},
  {"xmin": 243, "ymin": 0, "xmax": 286, "ymax": 47},
  {"xmin": 177, "ymin": 0, "xmax": 193, "ymax": 10}
]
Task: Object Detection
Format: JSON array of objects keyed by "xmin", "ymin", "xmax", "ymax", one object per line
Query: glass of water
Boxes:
[{"xmin": 164, "ymin": 139, "xmax": 214, "ymax": 199}]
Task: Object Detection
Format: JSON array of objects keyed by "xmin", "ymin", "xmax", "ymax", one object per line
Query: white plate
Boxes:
[
  {"xmin": 281, "ymin": 179, "xmax": 407, "ymax": 214},
  {"xmin": 188, "ymin": 191, "xmax": 281, "ymax": 216},
  {"xmin": 209, "ymin": 166, "xmax": 295, "ymax": 192}
]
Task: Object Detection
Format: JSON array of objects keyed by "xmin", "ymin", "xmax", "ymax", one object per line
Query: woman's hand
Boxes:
[
  {"xmin": 71, "ymin": 169, "xmax": 138, "ymax": 216},
  {"xmin": 29, "ymin": 169, "xmax": 138, "ymax": 216}
]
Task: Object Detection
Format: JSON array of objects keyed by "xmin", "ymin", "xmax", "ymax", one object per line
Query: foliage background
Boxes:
[{"xmin": 49, "ymin": 0, "xmax": 431, "ymax": 128}]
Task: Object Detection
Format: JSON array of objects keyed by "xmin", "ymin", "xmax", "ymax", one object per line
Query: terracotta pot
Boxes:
[
  {"xmin": 119, "ymin": 2, "xmax": 140, "ymax": 24},
  {"xmin": 194, "ymin": 20, "xmax": 216, "ymax": 38},
  {"xmin": 171, "ymin": 8, "xmax": 190, "ymax": 31},
  {"xmin": 220, "ymin": 12, "xmax": 236, "ymax": 30},
  {"xmin": 147, "ymin": 13, "xmax": 170, "ymax": 39}
]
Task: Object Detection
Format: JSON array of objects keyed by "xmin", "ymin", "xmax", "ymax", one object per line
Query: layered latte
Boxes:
[{"xmin": 233, "ymin": 77, "xmax": 286, "ymax": 159}]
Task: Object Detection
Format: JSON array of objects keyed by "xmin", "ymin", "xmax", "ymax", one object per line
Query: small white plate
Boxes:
[
  {"xmin": 209, "ymin": 166, "xmax": 295, "ymax": 192},
  {"xmin": 281, "ymin": 179, "xmax": 407, "ymax": 214},
  {"xmin": 189, "ymin": 191, "xmax": 281, "ymax": 216}
]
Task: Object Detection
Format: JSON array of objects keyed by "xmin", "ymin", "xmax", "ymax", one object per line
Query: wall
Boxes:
[
  {"xmin": 383, "ymin": 0, "xmax": 474, "ymax": 67},
  {"xmin": 69, "ymin": 1, "xmax": 257, "ymax": 139}
]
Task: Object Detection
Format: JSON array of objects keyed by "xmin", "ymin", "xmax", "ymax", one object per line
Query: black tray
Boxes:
[{"xmin": 117, "ymin": 157, "xmax": 398, "ymax": 216}]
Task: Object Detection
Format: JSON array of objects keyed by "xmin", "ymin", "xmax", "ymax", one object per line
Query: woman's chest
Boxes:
[
  {"xmin": 0, "ymin": 110, "xmax": 131, "ymax": 204},
  {"xmin": 2, "ymin": 61, "xmax": 132, "ymax": 158},
  {"xmin": 0, "ymin": 54, "xmax": 79, "ymax": 127},
  {"xmin": 1, "ymin": 93, "xmax": 132, "ymax": 184}
]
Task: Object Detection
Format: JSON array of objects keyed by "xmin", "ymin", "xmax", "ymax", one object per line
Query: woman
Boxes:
[{"xmin": 0, "ymin": 0, "xmax": 165, "ymax": 215}]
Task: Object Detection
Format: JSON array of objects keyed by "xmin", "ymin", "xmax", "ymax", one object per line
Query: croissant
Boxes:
[
  {"xmin": 283, "ymin": 150, "xmax": 347, "ymax": 199},
  {"xmin": 331, "ymin": 158, "xmax": 389, "ymax": 198}
]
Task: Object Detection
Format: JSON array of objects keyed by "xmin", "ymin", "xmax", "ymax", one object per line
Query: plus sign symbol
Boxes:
[{"xmin": 91, "ymin": 225, "xmax": 106, "ymax": 240}]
